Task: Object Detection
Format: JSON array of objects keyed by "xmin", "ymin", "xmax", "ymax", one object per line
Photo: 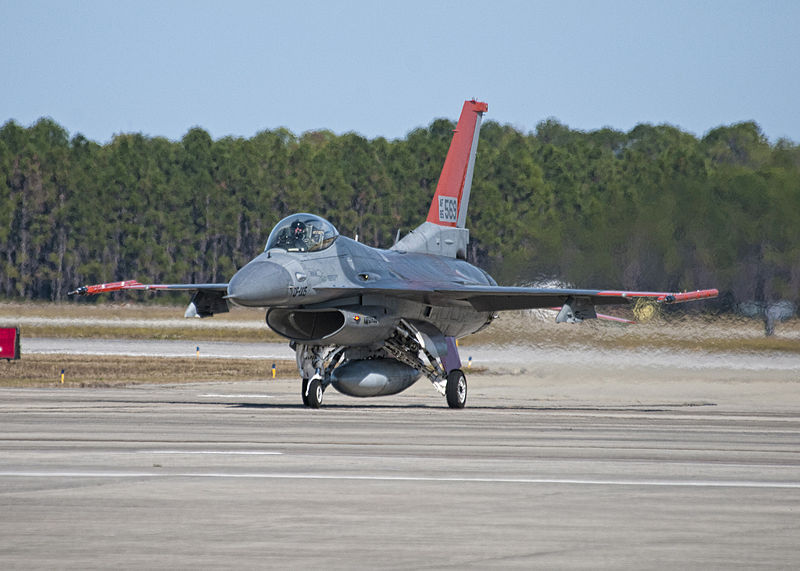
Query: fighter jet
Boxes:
[{"xmin": 69, "ymin": 100, "xmax": 718, "ymax": 408}]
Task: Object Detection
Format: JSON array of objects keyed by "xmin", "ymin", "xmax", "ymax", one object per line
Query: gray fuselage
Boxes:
[{"xmin": 227, "ymin": 235, "xmax": 495, "ymax": 346}]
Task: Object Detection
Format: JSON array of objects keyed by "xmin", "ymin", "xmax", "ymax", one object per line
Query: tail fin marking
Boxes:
[{"xmin": 425, "ymin": 100, "xmax": 488, "ymax": 229}]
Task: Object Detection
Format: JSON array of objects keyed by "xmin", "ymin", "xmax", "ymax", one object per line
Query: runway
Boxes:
[{"xmin": 2, "ymin": 375, "xmax": 799, "ymax": 568}]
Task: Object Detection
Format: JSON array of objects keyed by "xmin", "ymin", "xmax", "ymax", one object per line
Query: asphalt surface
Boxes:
[{"xmin": 2, "ymin": 373, "xmax": 799, "ymax": 569}]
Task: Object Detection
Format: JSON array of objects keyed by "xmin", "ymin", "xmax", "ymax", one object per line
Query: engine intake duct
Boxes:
[
  {"xmin": 267, "ymin": 308, "xmax": 344, "ymax": 340},
  {"xmin": 266, "ymin": 307, "xmax": 397, "ymax": 346}
]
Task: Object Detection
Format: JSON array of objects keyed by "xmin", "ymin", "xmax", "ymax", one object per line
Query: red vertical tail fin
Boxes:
[
  {"xmin": 426, "ymin": 100, "xmax": 488, "ymax": 228},
  {"xmin": 392, "ymin": 100, "xmax": 487, "ymax": 258}
]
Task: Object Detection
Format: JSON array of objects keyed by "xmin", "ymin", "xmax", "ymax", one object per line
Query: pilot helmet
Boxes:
[{"xmin": 291, "ymin": 220, "xmax": 306, "ymax": 238}]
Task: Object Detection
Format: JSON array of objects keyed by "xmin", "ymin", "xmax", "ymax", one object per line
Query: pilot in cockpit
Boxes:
[
  {"xmin": 266, "ymin": 213, "xmax": 339, "ymax": 253},
  {"xmin": 289, "ymin": 220, "xmax": 307, "ymax": 251}
]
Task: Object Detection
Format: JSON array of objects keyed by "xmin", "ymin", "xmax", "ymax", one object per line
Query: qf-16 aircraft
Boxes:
[{"xmin": 69, "ymin": 100, "xmax": 718, "ymax": 408}]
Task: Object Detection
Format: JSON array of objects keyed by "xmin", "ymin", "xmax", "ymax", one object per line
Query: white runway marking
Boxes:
[
  {"xmin": 199, "ymin": 394, "xmax": 276, "ymax": 398},
  {"xmin": 139, "ymin": 450, "xmax": 282, "ymax": 455},
  {"xmin": 2, "ymin": 471, "xmax": 799, "ymax": 489}
]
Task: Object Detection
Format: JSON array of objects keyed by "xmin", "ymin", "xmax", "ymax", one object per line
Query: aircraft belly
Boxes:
[
  {"xmin": 429, "ymin": 307, "xmax": 491, "ymax": 338},
  {"xmin": 357, "ymin": 295, "xmax": 490, "ymax": 339},
  {"xmin": 404, "ymin": 299, "xmax": 491, "ymax": 339}
]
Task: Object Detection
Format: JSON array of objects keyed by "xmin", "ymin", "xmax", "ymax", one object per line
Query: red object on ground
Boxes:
[{"xmin": 0, "ymin": 327, "xmax": 20, "ymax": 360}]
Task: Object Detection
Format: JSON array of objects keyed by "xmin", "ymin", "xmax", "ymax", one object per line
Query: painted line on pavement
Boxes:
[
  {"xmin": 2, "ymin": 471, "xmax": 799, "ymax": 489},
  {"xmin": 140, "ymin": 450, "xmax": 282, "ymax": 455}
]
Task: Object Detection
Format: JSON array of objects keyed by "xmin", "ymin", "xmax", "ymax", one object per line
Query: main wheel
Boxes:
[
  {"xmin": 307, "ymin": 378, "xmax": 324, "ymax": 409},
  {"xmin": 445, "ymin": 369, "xmax": 467, "ymax": 409},
  {"xmin": 301, "ymin": 378, "xmax": 310, "ymax": 407}
]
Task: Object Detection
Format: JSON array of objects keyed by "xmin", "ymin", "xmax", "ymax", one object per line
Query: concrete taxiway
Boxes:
[{"xmin": 2, "ymin": 369, "xmax": 799, "ymax": 569}]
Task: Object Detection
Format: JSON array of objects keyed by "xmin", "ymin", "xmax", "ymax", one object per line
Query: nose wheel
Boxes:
[
  {"xmin": 445, "ymin": 369, "xmax": 467, "ymax": 409},
  {"xmin": 304, "ymin": 378, "xmax": 324, "ymax": 409},
  {"xmin": 295, "ymin": 344, "xmax": 342, "ymax": 409}
]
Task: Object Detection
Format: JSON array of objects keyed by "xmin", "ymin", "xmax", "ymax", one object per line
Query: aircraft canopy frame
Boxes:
[{"xmin": 266, "ymin": 213, "xmax": 339, "ymax": 253}]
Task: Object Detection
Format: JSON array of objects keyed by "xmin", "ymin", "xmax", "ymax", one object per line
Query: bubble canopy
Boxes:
[{"xmin": 265, "ymin": 213, "xmax": 339, "ymax": 253}]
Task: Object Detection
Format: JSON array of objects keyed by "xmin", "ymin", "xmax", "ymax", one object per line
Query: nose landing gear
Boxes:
[{"xmin": 305, "ymin": 378, "xmax": 324, "ymax": 408}]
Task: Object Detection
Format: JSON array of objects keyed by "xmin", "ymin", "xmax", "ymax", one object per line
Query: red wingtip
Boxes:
[
  {"xmin": 82, "ymin": 280, "xmax": 143, "ymax": 295},
  {"xmin": 659, "ymin": 289, "xmax": 720, "ymax": 303}
]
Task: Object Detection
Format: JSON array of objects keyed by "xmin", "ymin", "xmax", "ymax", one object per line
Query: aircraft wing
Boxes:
[
  {"xmin": 68, "ymin": 280, "xmax": 230, "ymax": 318},
  {"xmin": 68, "ymin": 280, "xmax": 228, "ymax": 296},
  {"xmin": 69, "ymin": 280, "xmax": 718, "ymax": 321},
  {"xmin": 314, "ymin": 284, "xmax": 718, "ymax": 312},
  {"xmin": 431, "ymin": 285, "xmax": 719, "ymax": 312}
]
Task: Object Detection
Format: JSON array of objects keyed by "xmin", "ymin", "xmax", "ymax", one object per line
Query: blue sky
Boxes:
[{"xmin": 2, "ymin": 0, "xmax": 799, "ymax": 143}]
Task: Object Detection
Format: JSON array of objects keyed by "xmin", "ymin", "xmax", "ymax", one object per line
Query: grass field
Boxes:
[{"xmin": 0, "ymin": 354, "xmax": 297, "ymax": 388}]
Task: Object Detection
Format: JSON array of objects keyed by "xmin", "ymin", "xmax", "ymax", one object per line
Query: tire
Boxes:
[
  {"xmin": 301, "ymin": 379, "xmax": 310, "ymax": 407},
  {"xmin": 307, "ymin": 378, "xmax": 324, "ymax": 409},
  {"xmin": 445, "ymin": 369, "xmax": 467, "ymax": 409}
]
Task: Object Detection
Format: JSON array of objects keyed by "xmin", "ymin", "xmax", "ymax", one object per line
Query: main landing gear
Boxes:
[
  {"xmin": 445, "ymin": 369, "xmax": 467, "ymax": 409},
  {"xmin": 302, "ymin": 369, "xmax": 466, "ymax": 409},
  {"xmin": 292, "ymin": 325, "xmax": 468, "ymax": 409},
  {"xmin": 383, "ymin": 320, "xmax": 468, "ymax": 409}
]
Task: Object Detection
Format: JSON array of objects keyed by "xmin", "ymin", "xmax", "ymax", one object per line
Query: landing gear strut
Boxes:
[
  {"xmin": 383, "ymin": 320, "xmax": 468, "ymax": 409},
  {"xmin": 294, "ymin": 344, "xmax": 343, "ymax": 408}
]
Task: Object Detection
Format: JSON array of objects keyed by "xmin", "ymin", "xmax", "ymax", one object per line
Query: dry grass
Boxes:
[
  {"xmin": 0, "ymin": 354, "xmax": 296, "ymax": 388},
  {"xmin": 12, "ymin": 325, "xmax": 283, "ymax": 342}
]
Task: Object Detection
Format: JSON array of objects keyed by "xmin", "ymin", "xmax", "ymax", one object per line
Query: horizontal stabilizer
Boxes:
[{"xmin": 185, "ymin": 289, "xmax": 230, "ymax": 318}]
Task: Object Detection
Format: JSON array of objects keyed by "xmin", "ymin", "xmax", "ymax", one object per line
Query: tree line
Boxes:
[{"xmin": 1, "ymin": 116, "xmax": 799, "ymax": 312}]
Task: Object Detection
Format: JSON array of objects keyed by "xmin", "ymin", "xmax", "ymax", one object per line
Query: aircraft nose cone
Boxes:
[{"xmin": 227, "ymin": 259, "xmax": 293, "ymax": 306}]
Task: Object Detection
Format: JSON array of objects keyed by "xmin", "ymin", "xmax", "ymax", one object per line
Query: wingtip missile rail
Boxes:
[
  {"xmin": 68, "ymin": 280, "xmax": 145, "ymax": 296},
  {"xmin": 594, "ymin": 288, "xmax": 720, "ymax": 304},
  {"xmin": 658, "ymin": 289, "xmax": 720, "ymax": 304}
]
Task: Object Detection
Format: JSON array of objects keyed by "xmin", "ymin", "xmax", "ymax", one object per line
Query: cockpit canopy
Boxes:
[{"xmin": 265, "ymin": 213, "xmax": 339, "ymax": 253}]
